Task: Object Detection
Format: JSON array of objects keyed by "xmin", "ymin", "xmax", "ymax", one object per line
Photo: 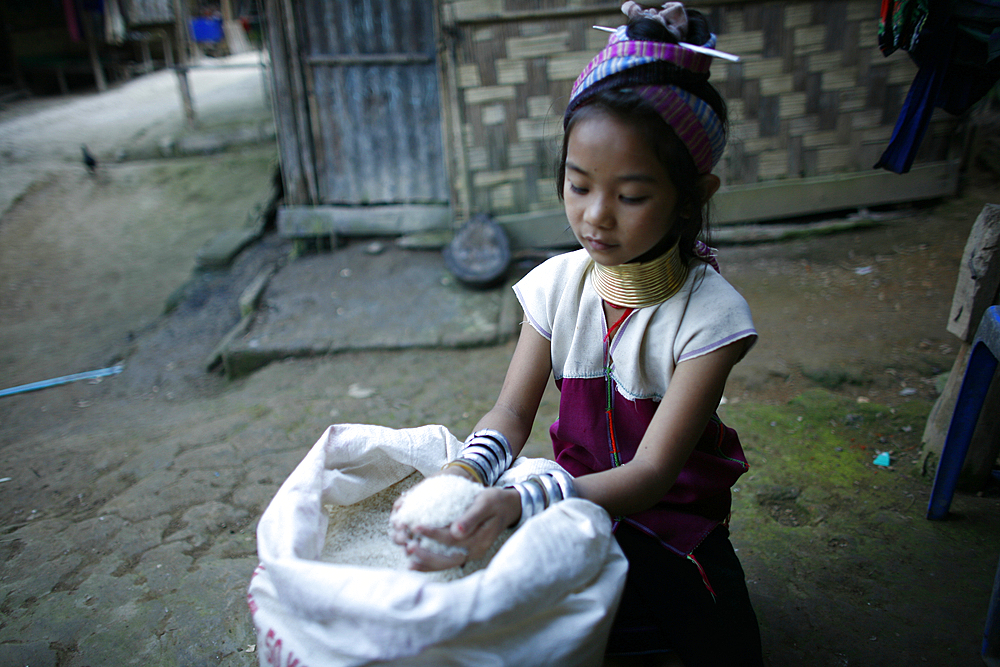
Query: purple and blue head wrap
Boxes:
[{"xmin": 566, "ymin": 22, "xmax": 726, "ymax": 174}]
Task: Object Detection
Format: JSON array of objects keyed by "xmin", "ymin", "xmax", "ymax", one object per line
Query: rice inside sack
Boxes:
[
  {"xmin": 321, "ymin": 474, "xmax": 418, "ymax": 572},
  {"xmin": 321, "ymin": 473, "xmax": 510, "ymax": 581}
]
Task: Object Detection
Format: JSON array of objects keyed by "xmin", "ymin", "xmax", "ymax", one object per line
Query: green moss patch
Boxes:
[{"xmin": 722, "ymin": 388, "xmax": 930, "ymax": 492}]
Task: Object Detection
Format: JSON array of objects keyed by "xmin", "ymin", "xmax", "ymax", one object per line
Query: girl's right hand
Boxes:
[
  {"xmin": 388, "ymin": 464, "xmax": 481, "ymax": 546},
  {"xmin": 387, "ymin": 463, "xmax": 483, "ymax": 557},
  {"xmin": 392, "ymin": 321, "xmax": 551, "ymax": 571},
  {"xmin": 391, "ymin": 486, "xmax": 522, "ymax": 572}
]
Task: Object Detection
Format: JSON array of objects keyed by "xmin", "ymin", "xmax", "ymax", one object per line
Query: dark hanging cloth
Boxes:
[
  {"xmin": 875, "ymin": 0, "xmax": 1000, "ymax": 174},
  {"xmin": 64, "ymin": 0, "xmax": 83, "ymax": 42}
]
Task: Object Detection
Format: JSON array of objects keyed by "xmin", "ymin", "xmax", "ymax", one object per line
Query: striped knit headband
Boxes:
[{"xmin": 567, "ymin": 23, "xmax": 726, "ymax": 174}]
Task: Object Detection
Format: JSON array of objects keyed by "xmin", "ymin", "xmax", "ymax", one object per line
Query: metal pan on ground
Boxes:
[{"xmin": 443, "ymin": 214, "xmax": 512, "ymax": 289}]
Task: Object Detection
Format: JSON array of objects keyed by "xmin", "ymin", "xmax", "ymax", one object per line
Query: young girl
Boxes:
[{"xmin": 393, "ymin": 3, "xmax": 763, "ymax": 664}]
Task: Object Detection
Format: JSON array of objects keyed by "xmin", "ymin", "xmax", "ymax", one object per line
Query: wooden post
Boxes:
[
  {"xmin": 264, "ymin": 0, "xmax": 308, "ymax": 204},
  {"xmin": 922, "ymin": 204, "xmax": 1000, "ymax": 490},
  {"xmin": 175, "ymin": 67, "xmax": 196, "ymax": 126},
  {"xmin": 437, "ymin": 0, "xmax": 472, "ymax": 222},
  {"xmin": 77, "ymin": 0, "xmax": 107, "ymax": 92},
  {"xmin": 279, "ymin": 0, "xmax": 319, "ymax": 204},
  {"xmin": 140, "ymin": 38, "xmax": 152, "ymax": 74},
  {"xmin": 172, "ymin": 0, "xmax": 191, "ymax": 63},
  {"xmin": 219, "ymin": 0, "xmax": 250, "ymax": 54},
  {"xmin": 159, "ymin": 30, "xmax": 174, "ymax": 68},
  {"xmin": 172, "ymin": 0, "xmax": 196, "ymax": 125}
]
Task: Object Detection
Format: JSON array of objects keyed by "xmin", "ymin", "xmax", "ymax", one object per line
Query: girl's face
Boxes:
[{"xmin": 563, "ymin": 110, "xmax": 680, "ymax": 266}]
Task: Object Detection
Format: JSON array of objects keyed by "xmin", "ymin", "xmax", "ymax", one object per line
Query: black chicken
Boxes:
[{"xmin": 81, "ymin": 145, "xmax": 97, "ymax": 174}]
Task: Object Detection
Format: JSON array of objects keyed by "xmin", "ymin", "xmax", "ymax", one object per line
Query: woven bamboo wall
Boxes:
[{"xmin": 439, "ymin": 0, "xmax": 957, "ymax": 219}]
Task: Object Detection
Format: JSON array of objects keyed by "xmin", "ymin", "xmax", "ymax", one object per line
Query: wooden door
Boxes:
[{"xmin": 300, "ymin": 0, "xmax": 448, "ymax": 206}]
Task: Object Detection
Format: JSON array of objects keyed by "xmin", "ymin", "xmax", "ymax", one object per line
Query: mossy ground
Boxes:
[{"xmin": 718, "ymin": 389, "xmax": 1000, "ymax": 667}]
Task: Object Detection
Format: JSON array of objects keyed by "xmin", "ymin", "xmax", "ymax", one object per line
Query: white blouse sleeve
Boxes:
[
  {"xmin": 673, "ymin": 265, "xmax": 757, "ymax": 364},
  {"xmin": 512, "ymin": 250, "xmax": 592, "ymax": 342}
]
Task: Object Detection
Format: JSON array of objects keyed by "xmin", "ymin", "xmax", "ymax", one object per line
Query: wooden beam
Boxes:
[
  {"xmin": 307, "ymin": 53, "xmax": 435, "ymax": 66},
  {"xmin": 711, "ymin": 161, "xmax": 961, "ymax": 225},
  {"xmin": 443, "ymin": 0, "xmax": 812, "ymax": 26},
  {"xmin": 278, "ymin": 205, "xmax": 452, "ymax": 237},
  {"xmin": 493, "ymin": 161, "xmax": 962, "ymax": 250}
]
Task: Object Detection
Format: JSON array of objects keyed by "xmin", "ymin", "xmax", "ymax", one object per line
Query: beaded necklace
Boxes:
[
  {"xmin": 603, "ymin": 307, "xmax": 633, "ymax": 468},
  {"xmin": 596, "ymin": 243, "xmax": 689, "ymax": 469}
]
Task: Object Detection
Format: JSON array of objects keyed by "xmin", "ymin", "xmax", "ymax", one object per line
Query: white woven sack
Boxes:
[{"xmin": 248, "ymin": 423, "xmax": 628, "ymax": 667}]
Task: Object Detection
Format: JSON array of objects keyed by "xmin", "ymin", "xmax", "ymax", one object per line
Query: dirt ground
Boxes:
[{"xmin": 2, "ymin": 65, "xmax": 1000, "ymax": 666}]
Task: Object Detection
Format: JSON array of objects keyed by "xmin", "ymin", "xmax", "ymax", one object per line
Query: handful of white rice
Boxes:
[
  {"xmin": 393, "ymin": 474, "xmax": 484, "ymax": 557},
  {"xmin": 321, "ymin": 473, "xmax": 509, "ymax": 580}
]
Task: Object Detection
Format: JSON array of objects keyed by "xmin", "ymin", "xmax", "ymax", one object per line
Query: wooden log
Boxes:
[
  {"xmin": 922, "ymin": 204, "xmax": 1000, "ymax": 491},
  {"xmin": 947, "ymin": 204, "xmax": 1000, "ymax": 342}
]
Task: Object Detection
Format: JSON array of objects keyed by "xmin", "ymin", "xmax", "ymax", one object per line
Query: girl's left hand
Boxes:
[{"xmin": 392, "ymin": 486, "xmax": 521, "ymax": 571}]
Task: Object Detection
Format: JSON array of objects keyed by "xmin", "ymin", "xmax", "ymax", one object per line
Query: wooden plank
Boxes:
[
  {"xmin": 308, "ymin": 53, "xmax": 435, "ymax": 65},
  {"xmin": 711, "ymin": 161, "xmax": 960, "ymax": 225},
  {"xmin": 264, "ymin": 0, "xmax": 307, "ymax": 205},
  {"xmin": 171, "ymin": 0, "xmax": 191, "ymax": 62},
  {"xmin": 493, "ymin": 160, "xmax": 961, "ymax": 250},
  {"xmin": 282, "ymin": 0, "xmax": 319, "ymax": 204},
  {"xmin": 278, "ymin": 205, "xmax": 453, "ymax": 236},
  {"xmin": 495, "ymin": 209, "xmax": 575, "ymax": 249},
  {"xmin": 445, "ymin": 0, "xmax": 808, "ymax": 26}
]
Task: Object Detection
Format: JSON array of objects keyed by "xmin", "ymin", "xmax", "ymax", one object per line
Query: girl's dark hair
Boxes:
[
  {"xmin": 557, "ymin": 14, "xmax": 727, "ymax": 266},
  {"xmin": 628, "ymin": 8, "xmax": 714, "ymax": 46}
]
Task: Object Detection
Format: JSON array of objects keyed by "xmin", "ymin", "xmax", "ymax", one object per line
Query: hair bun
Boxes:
[
  {"xmin": 626, "ymin": 16, "xmax": 680, "ymax": 43},
  {"xmin": 682, "ymin": 9, "xmax": 713, "ymax": 47},
  {"xmin": 622, "ymin": 4, "xmax": 714, "ymax": 49},
  {"xmin": 621, "ymin": 2, "xmax": 687, "ymax": 40}
]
